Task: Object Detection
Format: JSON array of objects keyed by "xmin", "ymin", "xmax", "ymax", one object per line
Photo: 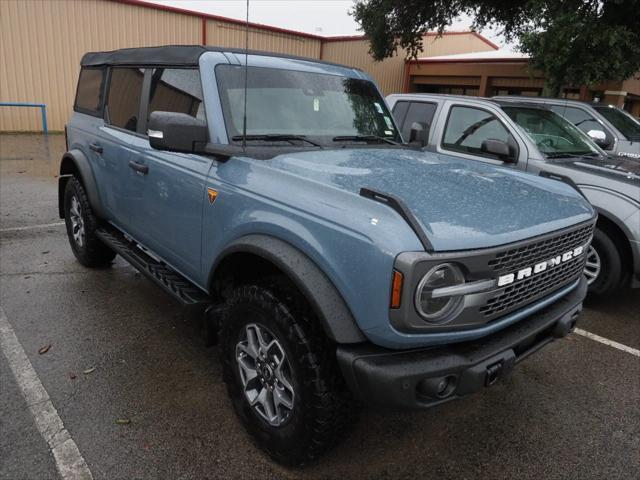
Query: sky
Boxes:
[{"xmin": 145, "ymin": 0, "xmax": 512, "ymax": 50}]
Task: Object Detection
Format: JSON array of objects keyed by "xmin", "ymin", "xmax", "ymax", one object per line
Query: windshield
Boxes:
[
  {"xmin": 501, "ymin": 106, "xmax": 601, "ymax": 157},
  {"xmin": 592, "ymin": 105, "xmax": 640, "ymax": 141},
  {"xmin": 215, "ymin": 65, "xmax": 401, "ymax": 145}
]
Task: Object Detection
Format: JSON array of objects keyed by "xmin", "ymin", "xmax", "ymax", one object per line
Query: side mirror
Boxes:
[
  {"xmin": 587, "ymin": 129, "xmax": 610, "ymax": 149},
  {"xmin": 409, "ymin": 121, "xmax": 429, "ymax": 147},
  {"xmin": 148, "ymin": 111, "xmax": 208, "ymax": 153},
  {"xmin": 481, "ymin": 139, "xmax": 514, "ymax": 162}
]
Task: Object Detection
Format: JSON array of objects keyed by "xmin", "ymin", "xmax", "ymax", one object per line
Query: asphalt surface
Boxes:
[{"xmin": 1, "ymin": 134, "xmax": 639, "ymax": 480}]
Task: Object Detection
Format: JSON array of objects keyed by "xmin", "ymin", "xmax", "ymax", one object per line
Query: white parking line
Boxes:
[
  {"xmin": 574, "ymin": 328, "xmax": 640, "ymax": 358},
  {"xmin": 0, "ymin": 221, "xmax": 65, "ymax": 232},
  {"xmin": 0, "ymin": 307, "xmax": 93, "ymax": 480}
]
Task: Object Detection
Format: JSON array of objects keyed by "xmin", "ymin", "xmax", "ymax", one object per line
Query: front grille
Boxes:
[
  {"xmin": 480, "ymin": 222, "xmax": 594, "ymax": 319},
  {"xmin": 487, "ymin": 223, "xmax": 593, "ymax": 274}
]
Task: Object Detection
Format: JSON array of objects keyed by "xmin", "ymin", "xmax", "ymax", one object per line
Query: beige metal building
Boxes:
[{"xmin": 0, "ymin": 0, "xmax": 496, "ymax": 132}]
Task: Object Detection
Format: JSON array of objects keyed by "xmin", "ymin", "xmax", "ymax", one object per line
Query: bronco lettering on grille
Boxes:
[{"xmin": 497, "ymin": 245, "xmax": 584, "ymax": 287}]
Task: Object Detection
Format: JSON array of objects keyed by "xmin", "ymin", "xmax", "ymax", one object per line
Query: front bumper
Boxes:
[{"xmin": 337, "ymin": 276, "xmax": 587, "ymax": 410}]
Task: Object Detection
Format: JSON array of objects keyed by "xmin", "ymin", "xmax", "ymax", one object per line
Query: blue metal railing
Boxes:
[{"xmin": 0, "ymin": 102, "xmax": 48, "ymax": 134}]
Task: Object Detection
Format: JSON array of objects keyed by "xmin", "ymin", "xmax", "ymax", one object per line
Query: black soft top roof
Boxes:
[{"xmin": 80, "ymin": 45, "xmax": 353, "ymax": 69}]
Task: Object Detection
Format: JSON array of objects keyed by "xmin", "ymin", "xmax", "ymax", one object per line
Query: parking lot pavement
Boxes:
[{"xmin": 1, "ymin": 134, "xmax": 639, "ymax": 480}]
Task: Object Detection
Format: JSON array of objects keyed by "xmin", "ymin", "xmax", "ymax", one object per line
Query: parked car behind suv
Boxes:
[
  {"xmin": 495, "ymin": 96, "xmax": 640, "ymax": 159},
  {"xmin": 387, "ymin": 93, "xmax": 640, "ymax": 296},
  {"xmin": 60, "ymin": 47, "xmax": 596, "ymax": 466}
]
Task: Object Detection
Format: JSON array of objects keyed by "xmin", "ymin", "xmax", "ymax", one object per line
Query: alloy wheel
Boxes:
[
  {"xmin": 584, "ymin": 245, "xmax": 601, "ymax": 285},
  {"xmin": 69, "ymin": 196, "xmax": 85, "ymax": 248},
  {"xmin": 235, "ymin": 323, "xmax": 295, "ymax": 427}
]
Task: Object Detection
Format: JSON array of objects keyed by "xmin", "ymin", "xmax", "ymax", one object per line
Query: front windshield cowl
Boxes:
[{"xmin": 215, "ymin": 64, "xmax": 402, "ymax": 148}]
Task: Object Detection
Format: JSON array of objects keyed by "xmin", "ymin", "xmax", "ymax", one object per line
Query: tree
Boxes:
[{"xmin": 352, "ymin": 0, "xmax": 640, "ymax": 97}]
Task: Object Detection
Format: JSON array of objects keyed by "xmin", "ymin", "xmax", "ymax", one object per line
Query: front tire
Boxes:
[
  {"xmin": 219, "ymin": 283, "xmax": 355, "ymax": 466},
  {"xmin": 64, "ymin": 177, "xmax": 115, "ymax": 268},
  {"xmin": 585, "ymin": 227, "xmax": 622, "ymax": 296}
]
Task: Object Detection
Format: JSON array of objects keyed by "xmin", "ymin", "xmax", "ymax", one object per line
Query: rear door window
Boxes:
[
  {"xmin": 105, "ymin": 67, "xmax": 145, "ymax": 132},
  {"xmin": 442, "ymin": 105, "xmax": 517, "ymax": 160},
  {"xmin": 148, "ymin": 68, "xmax": 205, "ymax": 121},
  {"xmin": 74, "ymin": 68, "xmax": 105, "ymax": 115},
  {"xmin": 400, "ymin": 102, "xmax": 437, "ymax": 141}
]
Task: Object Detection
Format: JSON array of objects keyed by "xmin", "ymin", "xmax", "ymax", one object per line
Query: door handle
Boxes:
[
  {"xmin": 89, "ymin": 143, "xmax": 103, "ymax": 154},
  {"xmin": 128, "ymin": 160, "xmax": 149, "ymax": 175}
]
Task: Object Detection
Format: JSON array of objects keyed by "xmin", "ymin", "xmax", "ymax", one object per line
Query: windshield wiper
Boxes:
[
  {"xmin": 332, "ymin": 135, "xmax": 399, "ymax": 145},
  {"xmin": 545, "ymin": 152, "xmax": 595, "ymax": 159},
  {"xmin": 231, "ymin": 134, "xmax": 323, "ymax": 147}
]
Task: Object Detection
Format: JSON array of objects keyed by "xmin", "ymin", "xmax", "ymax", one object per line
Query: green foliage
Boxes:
[{"xmin": 352, "ymin": 0, "xmax": 640, "ymax": 97}]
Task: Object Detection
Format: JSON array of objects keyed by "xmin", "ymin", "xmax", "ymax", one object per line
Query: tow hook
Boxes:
[{"xmin": 485, "ymin": 361, "xmax": 503, "ymax": 386}]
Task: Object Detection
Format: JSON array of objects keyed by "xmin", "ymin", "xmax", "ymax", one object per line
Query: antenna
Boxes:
[{"xmin": 242, "ymin": 0, "xmax": 249, "ymax": 151}]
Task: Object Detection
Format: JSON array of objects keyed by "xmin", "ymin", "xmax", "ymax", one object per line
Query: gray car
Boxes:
[
  {"xmin": 494, "ymin": 96, "xmax": 640, "ymax": 159},
  {"xmin": 387, "ymin": 93, "xmax": 640, "ymax": 296}
]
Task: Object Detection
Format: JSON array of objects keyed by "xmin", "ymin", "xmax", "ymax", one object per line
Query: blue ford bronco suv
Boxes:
[{"xmin": 60, "ymin": 46, "xmax": 596, "ymax": 466}]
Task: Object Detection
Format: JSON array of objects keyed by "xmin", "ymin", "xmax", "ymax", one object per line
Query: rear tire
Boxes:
[
  {"xmin": 219, "ymin": 283, "xmax": 356, "ymax": 467},
  {"xmin": 64, "ymin": 177, "xmax": 115, "ymax": 268},
  {"xmin": 586, "ymin": 227, "xmax": 622, "ymax": 296}
]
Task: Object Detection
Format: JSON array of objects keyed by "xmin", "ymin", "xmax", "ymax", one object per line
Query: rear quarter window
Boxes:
[{"xmin": 74, "ymin": 68, "xmax": 105, "ymax": 115}]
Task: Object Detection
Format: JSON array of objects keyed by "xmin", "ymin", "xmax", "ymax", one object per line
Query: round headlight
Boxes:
[{"xmin": 415, "ymin": 263, "xmax": 465, "ymax": 322}]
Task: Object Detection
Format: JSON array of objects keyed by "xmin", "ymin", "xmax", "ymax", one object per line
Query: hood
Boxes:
[
  {"xmin": 266, "ymin": 148, "xmax": 594, "ymax": 251},
  {"xmin": 548, "ymin": 154, "xmax": 640, "ymax": 186}
]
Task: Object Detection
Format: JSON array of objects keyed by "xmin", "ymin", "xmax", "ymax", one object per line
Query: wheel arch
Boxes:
[
  {"xmin": 208, "ymin": 234, "xmax": 366, "ymax": 344},
  {"xmin": 58, "ymin": 150, "xmax": 105, "ymax": 220},
  {"xmin": 594, "ymin": 209, "xmax": 634, "ymax": 278}
]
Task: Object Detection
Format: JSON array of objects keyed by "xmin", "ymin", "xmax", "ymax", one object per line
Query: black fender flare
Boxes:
[
  {"xmin": 58, "ymin": 149, "xmax": 106, "ymax": 219},
  {"xmin": 209, "ymin": 234, "xmax": 366, "ymax": 344}
]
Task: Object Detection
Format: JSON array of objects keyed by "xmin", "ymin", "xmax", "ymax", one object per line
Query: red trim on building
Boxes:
[
  {"xmin": 323, "ymin": 34, "xmax": 369, "ymax": 42},
  {"xmin": 413, "ymin": 57, "xmax": 528, "ymax": 64},
  {"xmin": 469, "ymin": 31, "xmax": 500, "ymax": 50},
  {"xmin": 107, "ymin": 1, "xmax": 501, "ymax": 52},
  {"xmin": 109, "ymin": 0, "xmax": 325, "ymax": 40},
  {"xmin": 323, "ymin": 31, "xmax": 499, "ymax": 50},
  {"xmin": 424, "ymin": 31, "xmax": 500, "ymax": 50},
  {"xmin": 201, "ymin": 17, "xmax": 207, "ymax": 45},
  {"xmin": 579, "ymin": 85, "xmax": 589, "ymax": 101},
  {"xmin": 402, "ymin": 62, "xmax": 410, "ymax": 93}
]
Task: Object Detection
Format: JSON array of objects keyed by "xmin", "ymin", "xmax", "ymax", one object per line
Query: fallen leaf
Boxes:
[
  {"xmin": 38, "ymin": 344, "xmax": 51, "ymax": 355},
  {"xmin": 115, "ymin": 418, "xmax": 131, "ymax": 425},
  {"xmin": 83, "ymin": 367, "xmax": 96, "ymax": 375}
]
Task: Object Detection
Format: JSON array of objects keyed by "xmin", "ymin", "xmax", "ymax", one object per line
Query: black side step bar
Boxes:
[
  {"xmin": 96, "ymin": 226, "xmax": 210, "ymax": 306},
  {"xmin": 359, "ymin": 187, "xmax": 434, "ymax": 252}
]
